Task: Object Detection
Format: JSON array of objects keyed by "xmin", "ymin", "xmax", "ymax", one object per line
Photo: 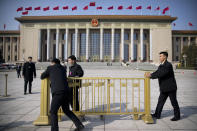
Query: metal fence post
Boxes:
[{"xmin": 142, "ymin": 72, "xmax": 154, "ymax": 124}]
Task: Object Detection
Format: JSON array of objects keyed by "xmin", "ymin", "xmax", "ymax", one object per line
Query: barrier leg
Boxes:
[
  {"xmin": 33, "ymin": 79, "xmax": 51, "ymax": 125},
  {"xmin": 3, "ymin": 74, "xmax": 10, "ymax": 97},
  {"xmin": 142, "ymin": 74, "xmax": 154, "ymax": 124}
]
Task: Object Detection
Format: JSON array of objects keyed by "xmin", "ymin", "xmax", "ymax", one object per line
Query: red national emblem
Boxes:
[{"xmin": 91, "ymin": 19, "xmax": 99, "ymax": 27}]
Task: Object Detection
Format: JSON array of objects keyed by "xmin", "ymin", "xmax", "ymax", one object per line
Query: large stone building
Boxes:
[{"xmin": 0, "ymin": 15, "xmax": 197, "ymax": 64}]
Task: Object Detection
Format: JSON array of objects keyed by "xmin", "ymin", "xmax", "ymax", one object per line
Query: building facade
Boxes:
[
  {"xmin": 1, "ymin": 15, "xmax": 196, "ymax": 64},
  {"xmin": 0, "ymin": 31, "xmax": 20, "ymax": 62},
  {"xmin": 172, "ymin": 30, "xmax": 197, "ymax": 62}
]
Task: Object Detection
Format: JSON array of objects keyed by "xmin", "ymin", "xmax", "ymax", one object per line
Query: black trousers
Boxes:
[
  {"xmin": 17, "ymin": 71, "xmax": 21, "ymax": 78},
  {"xmin": 50, "ymin": 92, "xmax": 83, "ymax": 131},
  {"xmin": 24, "ymin": 80, "xmax": 32, "ymax": 93},
  {"xmin": 69, "ymin": 87, "xmax": 79, "ymax": 111},
  {"xmin": 155, "ymin": 90, "xmax": 180, "ymax": 118}
]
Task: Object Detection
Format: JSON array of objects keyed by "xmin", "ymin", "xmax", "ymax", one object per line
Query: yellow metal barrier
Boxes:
[{"xmin": 33, "ymin": 72, "xmax": 153, "ymax": 125}]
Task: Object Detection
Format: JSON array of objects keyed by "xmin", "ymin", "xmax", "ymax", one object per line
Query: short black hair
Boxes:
[
  {"xmin": 28, "ymin": 56, "xmax": 32, "ymax": 59},
  {"xmin": 68, "ymin": 55, "xmax": 76, "ymax": 61},
  {"xmin": 160, "ymin": 51, "xmax": 168, "ymax": 58},
  {"xmin": 51, "ymin": 58, "xmax": 60, "ymax": 64}
]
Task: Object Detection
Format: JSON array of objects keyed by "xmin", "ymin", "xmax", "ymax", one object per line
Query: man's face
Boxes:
[
  {"xmin": 28, "ymin": 58, "xmax": 32, "ymax": 62},
  {"xmin": 68, "ymin": 58, "xmax": 75, "ymax": 65},
  {"xmin": 50, "ymin": 62, "xmax": 55, "ymax": 65},
  {"xmin": 159, "ymin": 54, "xmax": 166, "ymax": 63}
]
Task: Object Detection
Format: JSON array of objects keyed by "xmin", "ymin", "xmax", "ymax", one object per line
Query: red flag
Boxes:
[
  {"xmin": 162, "ymin": 7, "xmax": 169, "ymax": 14},
  {"xmin": 118, "ymin": 6, "xmax": 123, "ymax": 10},
  {"xmin": 108, "ymin": 6, "xmax": 113, "ymax": 10},
  {"xmin": 25, "ymin": 7, "xmax": 32, "ymax": 11},
  {"xmin": 43, "ymin": 6, "xmax": 50, "ymax": 11},
  {"xmin": 4, "ymin": 24, "xmax": 6, "ymax": 30},
  {"xmin": 126, "ymin": 5, "xmax": 132, "ymax": 10},
  {"xmin": 89, "ymin": 2, "xmax": 96, "ymax": 6},
  {"xmin": 155, "ymin": 6, "xmax": 160, "ymax": 10},
  {"xmin": 63, "ymin": 6, "xmax": 68, "ymax": 10},
  {"xmin": 136, "ymin": 6, "xmax": 142, "ymax": 10},
  {"xmin": 96, "ymin": 6, "xmax": 102, "ymax": 10},
  {"xmin": 72, "ymin": 6, "xmax": 77, "ymax": 11},
  {"xmin": 147, "ymin": 6, "xmax": 151, "ymax": 10},
  {"xmin": 188, "ymin": 22, "xmax": 193, "ymax": 26},
  {"xmin": 22, "ymin": 11, "xmax": 28, "ymax": 15},
  {"xmin": 53, "ymin": 6, "xmax": 59, "ymax": 10},
  {"xmin": 34, "ymin": 7, "xmax": 41, "ymax": 10},
  {"xmin": 83, "ymin": 5, "xmax": 88, "ymax": 10},
  {"xmin": 17, "ymin": 7, "xmax": 23, "ymax": 12}
]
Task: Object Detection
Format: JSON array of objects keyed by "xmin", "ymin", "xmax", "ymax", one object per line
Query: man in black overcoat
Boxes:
[
  {"xmin": 22, "ymin": 56, "xmax": 36, "ymax": 95},
  {"xmin": 41, "ymin": 58, "xmax": 84, "ymax": 131}
]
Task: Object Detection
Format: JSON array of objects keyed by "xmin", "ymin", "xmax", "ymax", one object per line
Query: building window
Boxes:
[
  {"xmin": 15, "ymin": 56, "xmax": 17, "ymax": 61},
  {"xmin": 80, "ymin": 33, "xmax": 86, "ymax": 56},
  {"xmin": 90, "ymin": 31, "xmax": 100, "ymax": 57},
  {"xmin": 15, "ymin": 45, "xmax": 17, "ymax": 52},
  {"xmin": 176, "ymin": 56, "xmax": 179, "ymax": 61},
  {"xmin": 114, "ymin": 32, "xmax": 120, "ymax": 58},
  {"xmin": 143, "ymin": 33, "xmax": 147, "ymax": 40},
  {"xmin": 134, "ymin": 33, "xmax": 138, "ymax": 40},
  {"xmin": 8, "ymin": 45, "xmax": 10, "ymax": 51},
  {"xmin": 176, "ymin": 37, "xmax": 179, "ymax": 42},
  {"xmin": 45, "ymin": 34, "xmax": 47, "ymax": 40},
  {"xmin": 8, "ymin": 56, "xmax": 10, "ymax": 61},
  {"xmin": 71, "ymin": 33, "xmax": 75, "ymax": 55},
  {"xmin": 53, "ymin": 33, "xmax": 56, "ymax": 40},
  {"xmin": 103, "ymin": 30, "xmax": 111, "ymax": 56},
  {"xmin": 124, "ymin": 33, "xmax": 129, "ymax": 61},
  {"xmin": 62, "ymin": 34, "xmax": 65, "ymax": 40},
  {"xmin": 176, "ymin": 45, "xmax": 179, "ymax": 52}
]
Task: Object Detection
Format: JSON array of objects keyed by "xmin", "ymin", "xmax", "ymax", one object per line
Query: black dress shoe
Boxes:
[
  {"xmin": 24, "ymin": 93, "xmax": 27, "ymax": 95},
  {"xmin": 29, "ymin": 92, "xmax": 32, "ymax": 94},
  {"xmin": 74, "ymin": 125, "xmax": 84, "ymax": 131},
  {"xmin": 151, "ymin": 114, "xmax": 160, "ymax": 119},
  {"xmin": 171, "ymin": 117, "xmax": 180, "ymax": 121}
]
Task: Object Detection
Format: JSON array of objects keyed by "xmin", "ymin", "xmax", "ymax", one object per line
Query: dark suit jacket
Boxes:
[
  {"xmin": 41, "ymin": 64, "xmax": 69, "ymax": 94},
  {"xmin": 68, "ymin": 63, "xmax": 84, "ymax": 89},
  {"xmin": 151, "ymin": 60, "xmax": 177, "ymax": 92},
  {"xmin": 22, "ymin": 62, "xmax": 36, "ymax": 81}
]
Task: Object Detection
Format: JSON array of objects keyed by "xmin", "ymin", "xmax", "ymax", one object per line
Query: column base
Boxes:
[{"xmin": 111, "ymin": 59, "xmax": 115, "ymax": 62}]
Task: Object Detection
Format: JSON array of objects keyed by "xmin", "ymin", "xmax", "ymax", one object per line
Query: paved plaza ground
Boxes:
[{"xmin": 0, "ymin": 66, "xmax": 197, "ymax": 131}]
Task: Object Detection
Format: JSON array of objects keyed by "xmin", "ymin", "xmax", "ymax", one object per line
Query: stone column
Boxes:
[
  {"xmin": 75, "ymin": 28, "xmax": 78, "ymax": 58},
  {"xmin": 2, "ymin": 37, "xmax": 5, "ymax": 60},
  {"xmin": 100, "ymin": 28, "xmax": 103, "ymax": 61},
  {"xmin": 56, "ymin": 29, "xmax": 59, "ymax": 58},
  {"xmin": 86, "ymin": 28, "xmax": 89, "ymax": 61},
  {"xmin": 10, "ymin": 37, "xmax": 12, "ymax": 61},
  {"xmin": 64, "ymin": 28, "xmax": 68, "ymax": 61},
  {"xmin": 130, "ymin": 28, "xmax": 134, "ymax": 61},
  {"xmin": 140, "ymin": 28, "xmax": 144, "ymax": 61},
  {"xmin": 121, "ymin": 28, "xmax": 124, "ymax": 61},
  {"xmin": 38, "ymin": 29, "xmax": 42, "ymax": 61},
  {"xmin": 149, "ymin": 29, "xmax": 153, "ymax": 62},
  {"xmin": 111, "ymin": 28, "xmax": 115, "ymax": 61},
  {"xmin": 17, "ymin": 37, "xmax": 19, "ymax": 61},
  {"xmin": 47, "ymin": 29, "xmax": 50, "ymax": 61}
]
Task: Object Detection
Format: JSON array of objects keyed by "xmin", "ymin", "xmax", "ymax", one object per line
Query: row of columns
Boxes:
[
  {"xmin": 38, "ymin": 28, "xmax": 153, "ymax": 62},
  {"xmin": 1, "ymin": 37, "xmax": 19, "ymax": 62}
]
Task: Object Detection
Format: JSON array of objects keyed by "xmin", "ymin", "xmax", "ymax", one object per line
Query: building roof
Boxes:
[
  {"xmin": 172, "ymin": 30, "xmax": 197, "ymax": 35},
  {"xmin": 15, "ymin": 15, "xmax": 177, "ymax": 23},
  {"xmin": 0, "ymin": 30, "xmax": 20, "ymax": 35}
]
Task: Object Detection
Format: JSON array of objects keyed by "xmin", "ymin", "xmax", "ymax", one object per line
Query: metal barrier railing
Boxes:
[{"xmin": 33, "ymin": 72, "xmax": 153, "ymax": 125}]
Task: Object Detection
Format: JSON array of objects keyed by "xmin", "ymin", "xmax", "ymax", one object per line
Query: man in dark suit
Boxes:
[
  {"xmin": 145, "ymin": 51, "xmax": 180, "ymax": 121},
  {"xmin": 41, "ymin": 58, "xmax": 84, "ymax": 131},
  {"xmin": 16, "ymin": 64, "xmax": 22, "ymax": 78},
  {"xmin": 68, "ymin": 55, "xmax": 84, "ymax": 111},
  {"xmin": 22, "ymin": 56, "xmax": 36, "ymax": 95}
]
